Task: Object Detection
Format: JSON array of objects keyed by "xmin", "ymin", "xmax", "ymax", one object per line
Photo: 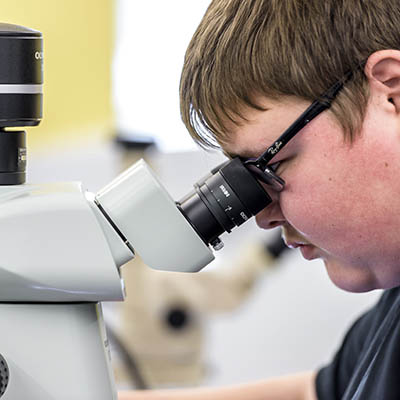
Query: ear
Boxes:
[{"xmin": 365, "ymin": 50, "xmax": 400, "ymax": 112}]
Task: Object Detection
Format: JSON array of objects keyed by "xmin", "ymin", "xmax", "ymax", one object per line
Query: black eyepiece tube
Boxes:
[
  {"xmin": 0, "ymin": 23, "xmax": 43, "ymax": 185},
  {"xmin": 177, "ymin": 158, "xmax": 272, "ymax": 249},
  {"xmin": 0, "ymin": 23, "xmax": 43, "ymax": 128}
]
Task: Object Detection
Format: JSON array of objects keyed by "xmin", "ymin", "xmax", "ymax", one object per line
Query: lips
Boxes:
[
  {"xmin": 283, "ymin": 240, "xmax": 318, "ymax": 261},
  {"xmin": 281, "ymin": 226, "xmax": 319, "ymax": 260},
  {"xmin": 299, "ymin": 244, "xmax": 319, "ymax": 260},
  {"xmin": 282, "ymin": 233, "xmax": 312, "ymax": 249},
  {"xmin": 284, "ymin": 240, "xmax": 309, "ymax": 249}
]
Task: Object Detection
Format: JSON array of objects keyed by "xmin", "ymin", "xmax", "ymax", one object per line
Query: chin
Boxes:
[{"xmin": 323, "ymin": 259, "xmax": 378, "ymax": 293}]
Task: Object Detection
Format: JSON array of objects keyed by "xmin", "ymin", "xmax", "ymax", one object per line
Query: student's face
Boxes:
[{"xmin": 223, "ymin": 95, "xmax": 400, "ymax": 292}]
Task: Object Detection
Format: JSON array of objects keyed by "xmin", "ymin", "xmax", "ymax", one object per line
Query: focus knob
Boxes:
[{"xmin": 0, "ymin": 354, "xmax": 9, "ymax": 397}]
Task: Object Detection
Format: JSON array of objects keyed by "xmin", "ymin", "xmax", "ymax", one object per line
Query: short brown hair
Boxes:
[{"xmin": 180, "ymin": 0, "xmax": 400, "ymax": 149}]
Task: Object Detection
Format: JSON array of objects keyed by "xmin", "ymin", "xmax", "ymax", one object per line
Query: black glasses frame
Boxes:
[{"xmin": 242, "ymin": 71, "xmax": 355, "ymax": 192}]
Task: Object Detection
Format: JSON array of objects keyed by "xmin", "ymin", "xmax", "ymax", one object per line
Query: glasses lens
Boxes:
[{"xmin": 245, "ymin": 163, "xmax": 285, "ymax": 192}]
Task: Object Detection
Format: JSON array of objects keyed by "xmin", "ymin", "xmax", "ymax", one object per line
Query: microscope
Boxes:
[{"xmin": 0, "ymin": 24, "xmax": 272, "ymax": 399}]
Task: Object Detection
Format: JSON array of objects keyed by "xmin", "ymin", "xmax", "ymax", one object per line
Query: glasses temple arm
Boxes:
[
  {"xmin": 255, "ymin": 69, "xmax": 355, "ymax": 169},
  {"xmin": 256, "ymin": 100, "xmax": 331, "ymax": 168}
]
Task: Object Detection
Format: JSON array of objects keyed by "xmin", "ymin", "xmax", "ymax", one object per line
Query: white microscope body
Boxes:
[
  {"xmin": 0, "ymin": 23, "xmax": 218, "ymax": 399},
  {"xmin": 0, "ymin": 161, "xmax": 214, "ymax": 399}
]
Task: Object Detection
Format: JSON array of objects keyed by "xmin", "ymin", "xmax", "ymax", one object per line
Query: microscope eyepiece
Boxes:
[
  {"xmin": 178, "ymin": 158, "xmax": 272, "ymax": 250},
  {"xmin": 95, "ymin": 158, "xmax": 271, "ymax": 272}
]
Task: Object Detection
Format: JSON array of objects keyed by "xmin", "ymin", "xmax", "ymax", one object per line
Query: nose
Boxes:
[{"xmin": 255, "ymin": 197, "xmax": 286, "ymax": 229}]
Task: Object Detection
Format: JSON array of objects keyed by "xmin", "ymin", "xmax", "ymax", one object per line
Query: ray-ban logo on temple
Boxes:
[{"xmin": 267, "ymin": 141, "xmax": 283, "ymax": 155}]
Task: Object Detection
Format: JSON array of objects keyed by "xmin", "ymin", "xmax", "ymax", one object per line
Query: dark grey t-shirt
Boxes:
[{"xmin": 316, "ymin": 287, "xmax": 400, "ymax": 400}]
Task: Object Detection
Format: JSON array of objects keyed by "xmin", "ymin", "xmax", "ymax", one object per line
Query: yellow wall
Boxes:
[{"xmin": 1, "ymin": 0, "xmax": 115, "ymax": 149}]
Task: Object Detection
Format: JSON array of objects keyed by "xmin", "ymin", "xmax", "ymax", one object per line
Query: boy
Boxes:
[{"xmin": 120, "ymin": 1, "xmax": 400, "ymax": 398}]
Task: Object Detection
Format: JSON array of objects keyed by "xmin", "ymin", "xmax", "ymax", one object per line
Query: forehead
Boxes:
[{"xmin": 222, "ymin": 96, "xmax": 311, "ymax": 159}]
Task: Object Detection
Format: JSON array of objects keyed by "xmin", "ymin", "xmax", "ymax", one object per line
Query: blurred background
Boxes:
[{"xmin": 2, "ymin": 0, "xmax": 382, "ymax": 392}]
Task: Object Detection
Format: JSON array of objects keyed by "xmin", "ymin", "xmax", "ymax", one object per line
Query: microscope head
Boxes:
[{"xmin": 0, "ymin": 23, "xmax": 43, "ymax": 185}]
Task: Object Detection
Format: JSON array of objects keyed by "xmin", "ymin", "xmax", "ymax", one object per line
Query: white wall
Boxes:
[{"xmin": 113, "ymin": 0, "xmax": 211, "ymax": 152}]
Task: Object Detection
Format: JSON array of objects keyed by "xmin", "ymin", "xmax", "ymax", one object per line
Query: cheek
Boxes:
[
  {"xmin": 280, "ymin": 174, "xmax": 343, "ymax": 239},
  {"xmin": 276, "ymin": 125, "xmax": 347, "ymax": 235},
  {"xmin": 278, "ymin": 154, "xmax": 366, "ymax": 250}
]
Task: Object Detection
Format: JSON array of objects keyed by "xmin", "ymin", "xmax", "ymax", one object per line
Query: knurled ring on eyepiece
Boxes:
[{"xmin": 0, "ymin": 354, "xmax": 9, "ymax": 397}]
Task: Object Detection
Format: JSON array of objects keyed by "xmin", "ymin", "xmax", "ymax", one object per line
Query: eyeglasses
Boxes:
[{"xmin": 241, "ymin": 71, "xmax": 355, "ymax": 192}]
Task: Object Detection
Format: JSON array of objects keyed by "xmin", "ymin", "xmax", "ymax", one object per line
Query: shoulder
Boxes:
[
  {"xmin": 315, "ymin": 287, "xmax": 400, "ymax": 399},
  {"xmin": 364, "ymin": 287, "xmax": 400, "ymax": 328}
]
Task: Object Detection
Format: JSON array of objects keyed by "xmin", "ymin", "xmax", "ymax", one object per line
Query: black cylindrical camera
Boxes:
[
  {"xmin": 0, "ymin": 23, "xmax": 43, "ymax": 185},
  {"xmin": 178, "ymin": 158, "xmax": 272, "ymax": 250}
]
